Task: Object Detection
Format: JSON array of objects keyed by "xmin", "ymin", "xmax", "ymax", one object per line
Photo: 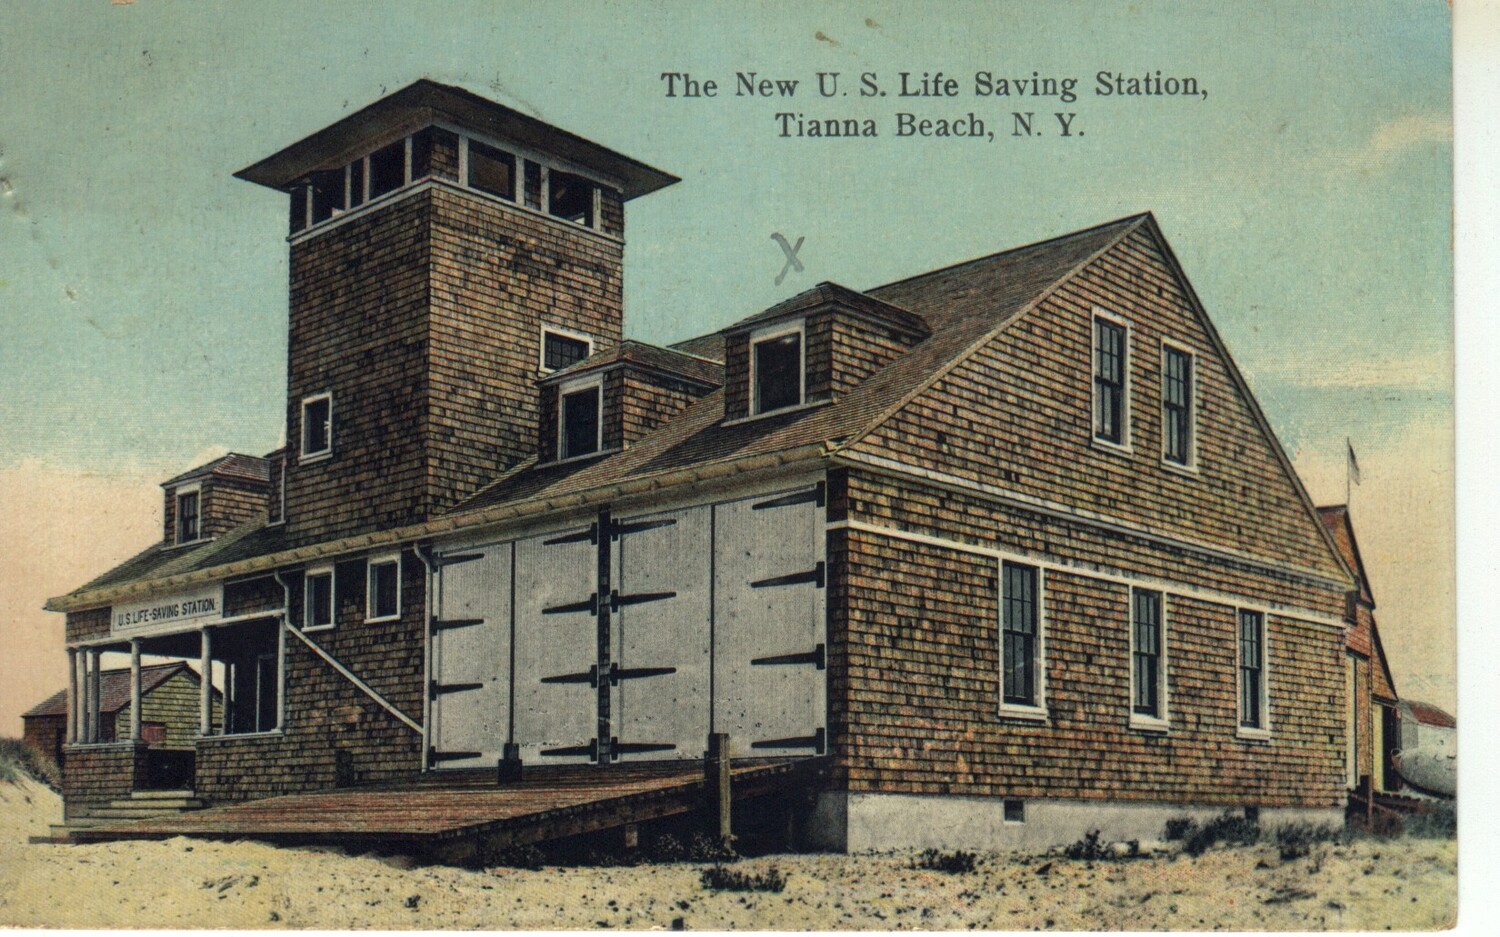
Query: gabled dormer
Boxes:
[
  {"xmin": 537, "ymin": 341, "xmax": 723, "ymax": 462},
  {"xmin": 719, "ymin": 283, "xmax": 929, "ymax": 422},
  {"xmin": 161, "ymin": 454, "xmax": 272, "ymax": 547}
]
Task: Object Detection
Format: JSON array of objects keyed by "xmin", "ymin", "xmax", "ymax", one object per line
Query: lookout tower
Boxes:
[{"xmin": 235, "ymin": 80, "xmax": 678, "ymax": 545}]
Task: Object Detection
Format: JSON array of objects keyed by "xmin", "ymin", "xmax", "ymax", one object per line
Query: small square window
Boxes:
[
  {"xmin": 542, "ymin": 330, "xmax": 592, "ymax": 372},
  {"xmin": 1003, "ymin": 799, "xmax": 1026, "ymax": 824},
  {"xmin": 367, "ymin": 555, "xmax": 401, "ymax": 622},
  {"xmin": 304, "ymin": 568, "xmax": 334, "ymax": 631},
  {"xmin": 468, "ymin": 140, "xmax": 516, "ymax": 200},
  {"xmin": 301, "ymin": 393, "xmax": 332, "ymax": 460},
  {"xmin": 751, "ymin": 324, "xmax": 804, "ymax": 415},
  {"xmin": 176, "ymin": 488, "xmax": 201, "ymax": 544},
  {"xmin": 368, "ymin": 139, "xmax": 406, "ymax": 199},
  {"xmin": 559, "ymin": 382, "xmax": 602, "ymax": 460}
]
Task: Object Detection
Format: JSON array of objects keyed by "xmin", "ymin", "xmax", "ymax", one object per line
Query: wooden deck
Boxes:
[{"xmin": 68, "ymin": 758, "xmax": 822, "ymax": 860}]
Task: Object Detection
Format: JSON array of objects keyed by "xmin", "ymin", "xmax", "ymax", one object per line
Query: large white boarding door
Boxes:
[
  {"xmin": 713, "ymin": 484, "xmax": 827, "ymax": 757},
  {"xmin": 429, "ymin": 543, "xmax": 511, "ymax": 770},
  {"xmin": 512, "ymin": 523, "xmax": 599, "ymax": 764},
  {"xmin": 609, "ymin": 506, "xmax": 712, "ymax": 761}
]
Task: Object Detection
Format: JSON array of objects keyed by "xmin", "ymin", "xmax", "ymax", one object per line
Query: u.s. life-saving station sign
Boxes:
[{"xmin": 112, "ymin": 584, "xmax": 222, "ymax": 637}]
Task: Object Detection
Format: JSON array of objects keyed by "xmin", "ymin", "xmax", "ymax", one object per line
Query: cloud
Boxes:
[
  {"xmin": 1368, "ymin": 113, "xmax": 1453, "ymax": 161},
  {"xmin": 1245, "ymin": 348, "xmax": 1451, "ymax": 392}
]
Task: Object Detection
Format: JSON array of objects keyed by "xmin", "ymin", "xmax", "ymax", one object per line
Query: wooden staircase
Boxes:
[{"xmin": 35, "ymin": 790, "xmax": 206, "ymax": 844}]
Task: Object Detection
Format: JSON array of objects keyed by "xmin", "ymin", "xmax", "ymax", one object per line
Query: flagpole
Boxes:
[{"xmin": 1346, "ymin": 437, "xmax": 1351, "ymax": 506}]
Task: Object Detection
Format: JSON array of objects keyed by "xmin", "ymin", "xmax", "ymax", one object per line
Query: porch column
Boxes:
[
  {"xmin": 87, "ymin": 649, "xmax": 102, "ymax": 743},
  {"xmin": 129, "ymin": 639, "xmax": 142, "ymax": 741},
  {"xmin": 75, "ymin": 650, "xmax": 88, "ymax": 742},
  {"xmin": 199, "ymin": 627, "xmax": 213, "ymax": 736},
  {"xmin": 66, "ymin": 649, "xmax": 78, "ymax": 744}
]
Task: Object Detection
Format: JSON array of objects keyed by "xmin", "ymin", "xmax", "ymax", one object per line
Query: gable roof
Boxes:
[
  {"xmin": 540, "ymin": 340, "xmax": 724, "ymax": 388},
  {"xmin": 1317, "ymin": 505, "xmax": 1376, "ymax": 605},
  {"xmin": 22, "ymin": 662, "xmax": 208, "ymax": 719},
  {"xmin": 1318, "ymin": 504, "xmax": 1399, "ymax": 700},
  {"xmin": 719, "ymin": 282, "xmax": 930, "ymax": 339},
  {"xmin": 48, "ymin": 213, "xmax": 1350, "ymax": 611}
]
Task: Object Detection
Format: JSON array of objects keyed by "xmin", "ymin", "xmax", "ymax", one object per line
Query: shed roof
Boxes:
[
  {"xmin": 235, "ymin": 79, "xmax": 679, "ymax": 200},
  {"xmin": 22, "ymin": 662, "xmax": 206, "ymax": 719}
]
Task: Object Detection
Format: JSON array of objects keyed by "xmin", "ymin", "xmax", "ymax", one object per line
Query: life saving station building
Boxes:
[{"xmin": 46, "ymin": 80, "xmax": 1358, "ymax": 852}]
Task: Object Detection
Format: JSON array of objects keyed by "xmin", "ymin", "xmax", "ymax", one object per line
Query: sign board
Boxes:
[{"xmin": 111, "ymin": 585, "xmax": 223, "ymax": 636}]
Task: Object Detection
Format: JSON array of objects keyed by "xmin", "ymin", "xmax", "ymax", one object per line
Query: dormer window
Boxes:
[
  {"xmin": 175, "ymin": 485, "xmax": 201, "ymax": 544},
  {"xmin": 558, "ymin": 377, "xmax": 603, "ymax": 460},
  {"xmin": 542, "ymin": 329, "xmax": 593, "ymax": 372},
  {"xmin": 750, "ymin": 321, "xmax": 805, "ymax": 415},
  {"xmin": 301, "ymin": 392, "xmax": 333, "ymax": 462}
]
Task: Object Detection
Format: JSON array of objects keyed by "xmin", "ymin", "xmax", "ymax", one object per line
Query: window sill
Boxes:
[
  {"xmin": 364, "ymin": 614, "xmax": 401, "ymax": 625},
  {"xmin": 196, "ymin": 730, "xmax": 284, "ymax": 744},
  {"xmin": 299, "ymin": 451, "xmax": 333, "ymax": 466},
  {"xmin": 546, "ymin": 446, "xmax": 620, "ymax": 468},
  {"xmin": 164, "ymin": 537, "xmax": 211, "ymax": 552},
  {"xmin": 1161, "ymin": 458, "xmax": 1199, "ymax": 477},
  {"xmin": 1130, "ymin": 714, "xmax": 1171, "ymax": 734},
  {"xmin": 1090, "ymin": 437, "xmax": 1133, "ymax": 457},
  {"xmin": 724, "ymin": 398, "xmax": 831, "ymax": 427},
  {"xmin": 997, "ymin": 703, "xmax": 1048, "ymax": 723},
  {"xmin": 301, "ymin": 623, "xmax": 336, "ymax": 634},
  {"xmin": 1236, "ymin": 726, "xmax": 1272, "ymax": 742}
]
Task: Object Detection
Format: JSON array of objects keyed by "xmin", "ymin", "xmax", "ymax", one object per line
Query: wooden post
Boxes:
[
  {"xmin": 129, "ymin": 639, "xmax": 142, "ymax": 741},
  {"xmin": 705, "ymin": 732, "xmax": 732, "ymax": 845},
  {"xmin": 199, "ymin": 628, "xmax": 213, "ymax": 736},
  {"xmin": 87, "ymin": 650, "xmax": 101, "ymax": 743},
  {"xmin": 66, "ymin": 649, "xmax": 78, "ymax": 744}
]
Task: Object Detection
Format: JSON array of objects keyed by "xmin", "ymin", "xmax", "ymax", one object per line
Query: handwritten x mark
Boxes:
[{"xmin": 771, "ymin": 233, "xmax": 805, "ymax": 286}]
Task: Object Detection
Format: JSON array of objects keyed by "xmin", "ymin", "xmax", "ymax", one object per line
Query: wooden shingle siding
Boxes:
[
  {"xmin": 722, "ymin": 333, "xmax": 750, "ymax": 418},
  {"xmin": 62, "ymin": 744, "xmax": 144, "ymax": 815},
  {"xmin": 195, "ymin": 553, "xmax": 425, "ymax": 803},
  {"xmin": 202, "ymin": 476, "xmax": 271, "ymax": 539},
  {"xmin": 829, "ymin": 521, "xmax": 1344, "ymax": 807},
  {"xmin": 618, "ymin": 370, "xmax": 706, "ymax": 447},
  {"xmin": 426, "ymin": 185, "xmax": 622, "ymax": 507},
  {"xmin": 285, "ymin": 192, "xmax": 434, "ymax": 545},
  {"xmin": 854, "ymin": 228, "xmax": 1346, "ymax": 583},
  {"xmin": 66, "ymin": 607, "xmax": 111, "ymax": 644},
  {"xmin": 827, "ymin": 309, "xmax": 923, "ymax": 398},
  {"xmin": 223, "ymin": 575, "xmax": 284, "ymax": 617},
  {"xmin": 116, "ymin": 671, "xmax": 222, "ymax": 750}
]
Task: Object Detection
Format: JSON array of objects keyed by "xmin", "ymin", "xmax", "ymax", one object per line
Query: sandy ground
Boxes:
[{"xmin": 0, "ymin": 780, "xmax": 1456, "ymax": 930}]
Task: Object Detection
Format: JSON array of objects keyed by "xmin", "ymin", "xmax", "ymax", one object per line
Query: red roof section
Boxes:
[
  {"xmin": 21, "ymin": 662, "xmax": 204, "ymax": 719},
  {"xmin": 1405, "ymin": 700, "xmax": 1455, "ymax": 728}
]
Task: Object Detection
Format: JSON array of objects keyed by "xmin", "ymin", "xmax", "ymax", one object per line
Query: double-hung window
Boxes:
[
  {"xmin": 1000, "ymin": 561, "xmax": 1044, "ymax": 714},
  {"xmin": 1238, "ymin": 610, "xmax": 1268, "ymax": 734},
  {"xmin": 1093, "ymin": 313, "xmax": 1129, "ymax": 446},
  {"xmin": 304, "ymin": 567, "xmax": 335, "ymax": 631},
  {"xmin": 750, "ymin": 322, "xmax": 805, "ymax": 415},
  {"xmin": 1162, "ymin": 344, "xmax": 1195, "ymax": 467},
  {"xmin": 1131, "ymin": 589, "xmax": 1167, "ymax": 729},
  {"xmin": 176, "ymin": 486, "xmax": 201, "ymax": 545},
  {"xmin": 366, "ymin": 554, "xmax": 401, "ymax": 622}
]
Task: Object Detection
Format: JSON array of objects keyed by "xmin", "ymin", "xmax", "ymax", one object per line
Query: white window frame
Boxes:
[
  {"xmin": 366, "ymin": 552, "xmax": 402, "ymax": 623},
  {"xmin": 1160, "ymin": 339, "xmax": 1198, "ymax": 473},
  {"xmin": 998, "ymin": 561, "xmax": 1047, "ymax": 721},
  {"xmin": 1128, "ymin": 588, "xmax": 1171, "ymax": 732},
  {"xmin": 303, "ymin": 565, "xmax": 336, "ymax": 633},
  {"xmin": 174, "ymin": 482, "xmax": 203, "ymax": 546},
  {"xmin": 1235, "ymin": 607, "xmax": 1272, "ymax": 740},
  {"xmin": 300, "ymin": 391, "xmax": 333, "ymax": 463},
  {"xmin": 748, "ymin": 319, "xmax": 807, "ymax": 417},
  {"xmin": 539, "ymin": 326, "xmax": 595, "ymax": 373},
  {"xmin": 1091, "ymin": 307, "xmax": 1132, "ymax": 452},
  {"xmin": 556, "ymin": 374, "xmax": 604, "ymax": 462}
]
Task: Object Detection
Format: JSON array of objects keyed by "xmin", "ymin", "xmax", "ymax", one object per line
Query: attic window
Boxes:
[
  {"xmin": 542, "ymin": 329, "xmax": 592, "ymax": 372},
  {"xmin": 558, "ymin": 378, "xmax": 603, "ymax": 460},
  {"xmin": 548, "ymin": 170, "xmax": 597, "ymax": 227},
  {"xmin": 1093, "ymin": 311, "xmax": 1130, "ymax": 447},
  {"xmin": 1162, "ymin": 343, "xmax": 1195, "ymax": 468},
  {"xmin": 750, "ymin": 322, "xmax": 805, "ymax": 415},
  {"xmin": 176, "ymin": 485, "xmax": 201, "ymax": 544}
]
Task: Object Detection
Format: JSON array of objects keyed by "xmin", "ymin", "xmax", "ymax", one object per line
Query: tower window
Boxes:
[
  {"xmin": 548, "ymin": 170, "xmax": 597, "ymax": 227},
  {"xmin": 368, "ymin": 139, "xmax": 406, "ymax": 199},
  {"xmin": 542, "ymin": 329, "xmax": 593, "ymax": 372},
  {"xmin": 301, "ymin": 392, "xmax": 333, "ymax": 461},
  {"xmin": 750, "ymin": 322, "xmax": 805, "ymax": 415},
  {"xmin": 468, "ymin": 140, "xmax": 516, "ymax": 200},
  {"xmin": 309, "ymin": 169, "xmax": 345, "ymax": 224},
  {"xmin": 176, "ymin": 486, "xmax": 201, "ymax": 544},
  {"xmin": 559, "ymin": 379, "xmax": 603, "ymax": 460}
]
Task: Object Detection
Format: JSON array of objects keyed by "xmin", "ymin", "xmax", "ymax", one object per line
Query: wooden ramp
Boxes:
[{"xmin": 69, "ymin": 759, "xmax": 820, "ymax": 862}]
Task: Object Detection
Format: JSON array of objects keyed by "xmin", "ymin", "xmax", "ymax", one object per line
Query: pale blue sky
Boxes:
[{"xmin": 0, "ymin": 1, "xmax": 1454, "ymax": 706}]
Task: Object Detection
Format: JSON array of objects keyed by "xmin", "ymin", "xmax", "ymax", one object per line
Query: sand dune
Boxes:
[{"xmin": 0, "ymin": 781, "xmax": 1456, "ymax": 930}]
